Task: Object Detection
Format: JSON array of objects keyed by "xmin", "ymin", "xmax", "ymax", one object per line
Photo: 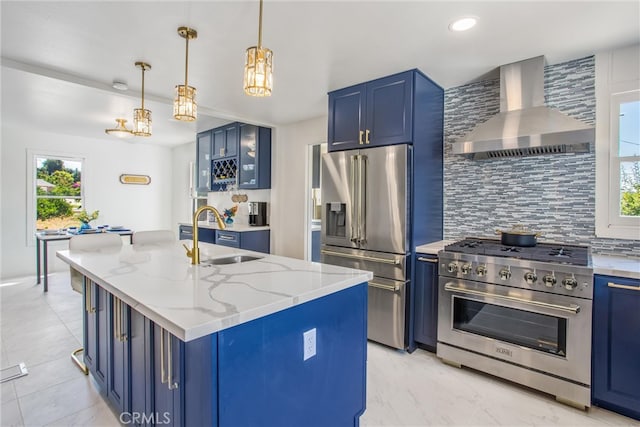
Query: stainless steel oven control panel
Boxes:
[{"xmin": 437, "ymin": 251, "xmax": 593, "ymax": 299}]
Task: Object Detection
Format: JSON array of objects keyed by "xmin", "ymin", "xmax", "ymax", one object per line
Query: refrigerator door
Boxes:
[
  {"xmin": 358, "ymin": 144, "xmax": 409, "ymax": 254},
  {"xmin": 321, "ymin": 149, "xmax": 359, "ymax": 249},
  {"xmin": 368, "ymin": 276, "xmax": 407, "ymax": 350}
]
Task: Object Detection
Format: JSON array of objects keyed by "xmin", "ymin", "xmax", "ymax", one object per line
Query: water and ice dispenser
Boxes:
[{"xmin": 325, "ymin": 202, "xmax": 346, "ymax": 237}]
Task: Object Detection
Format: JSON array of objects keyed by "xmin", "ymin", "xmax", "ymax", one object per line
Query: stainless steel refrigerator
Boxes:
[{"xmin": 321, "ymin": 144, "xmax": 410, "ymax": 349}]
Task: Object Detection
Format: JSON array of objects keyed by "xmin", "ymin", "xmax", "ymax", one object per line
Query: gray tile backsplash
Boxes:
[{"xmin": 441, "ymin": 55, "xmax": 639, "ymax": 258}]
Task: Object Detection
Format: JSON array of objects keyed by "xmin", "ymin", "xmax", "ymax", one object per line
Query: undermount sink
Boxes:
[{"xmin": 202, "ymin": 255, "xmax": 263, "ymax": 265}]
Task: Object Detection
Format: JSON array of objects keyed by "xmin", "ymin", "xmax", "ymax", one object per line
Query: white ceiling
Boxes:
[{"xmin": 2, "ymin": 1, "xmax": 639, "ymax": 147}]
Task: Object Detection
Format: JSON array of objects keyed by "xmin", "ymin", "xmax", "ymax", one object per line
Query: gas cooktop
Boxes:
[{"xmin": 444, "ymin": 238, "xmax": 590, "ymax": 266}]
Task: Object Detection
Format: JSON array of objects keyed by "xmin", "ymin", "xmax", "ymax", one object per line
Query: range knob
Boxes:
[
  {"xmin": 499, "ymin": 268, "xmax": 511, "ymax": 280},
  {"xmin": 562, "ymin": 277, "xmax": 578, "ymax": 290},
  {"xmin": 447, "ymin": 262, "xmax": 458, "ymax": 273},
  {"xmin": 461, "ymin": 263, "xmax": 472, "ymax": 275},
  {"xmin": 476, "ymin": 265, "xmax": 487, "ymax": 277},
  {"xmin": 524, "ymin": 272, "xmax": 538, "ymax": 285},
  {"xmin": 542, "ymin": 274, "xmax": 556, "ymax": 288}
]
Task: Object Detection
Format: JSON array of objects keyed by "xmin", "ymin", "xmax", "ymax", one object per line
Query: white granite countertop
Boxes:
[
  {"xmin": 179, "ymin": 221, "xmax": 270, "ymax": 232},
  {"xmin": 592, "ymin": 255, "xmax": 640, "ymax": 280},
  {"xmin": 57, "ymin": 243, "xmax": 372, "ymax": 341},
  {"xmin": 415, "ymin": 240, "xmax": 456, "ymax": 255}
]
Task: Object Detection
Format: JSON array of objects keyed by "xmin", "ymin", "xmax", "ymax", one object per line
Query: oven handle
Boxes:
[{"xmin": 444, "ymin": 283, "xmax": 581, "ymax": 314}]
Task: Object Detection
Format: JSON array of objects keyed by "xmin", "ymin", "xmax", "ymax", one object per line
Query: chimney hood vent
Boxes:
[{"xmin": 451, "ymin": 56, "xmax": 594, "ymax": 160}]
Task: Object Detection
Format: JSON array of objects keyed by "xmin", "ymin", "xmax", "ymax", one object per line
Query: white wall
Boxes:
[
  {"xmin": 171, "ymin": 141, "xmax": 196, "ymax": 227},
  {"xmin": 270, "ymin": 116, "xmax": 327, "ymax": 259},
  {"xmin": 1, "ymin": 126, "xmax": 175, "ymax": 279}
]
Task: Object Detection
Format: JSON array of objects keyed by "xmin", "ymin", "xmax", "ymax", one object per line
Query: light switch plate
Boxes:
[{"xmin": 303, "ymin": 328, "xmax": 316, "ymax": 361}]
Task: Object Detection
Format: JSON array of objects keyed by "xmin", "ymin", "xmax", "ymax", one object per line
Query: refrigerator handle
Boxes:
[
  {"xmin": 358, "ymin": 155, "xmax": 367, "ymax": 244},
  {"xmin": 349, "ymin": 155, "xmax": 359, "ymax": 243}
]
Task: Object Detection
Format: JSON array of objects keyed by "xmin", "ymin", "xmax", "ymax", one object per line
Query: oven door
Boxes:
[{"xmin": 437, "ymin": 277, "xmax": 592, "ymax": 385}]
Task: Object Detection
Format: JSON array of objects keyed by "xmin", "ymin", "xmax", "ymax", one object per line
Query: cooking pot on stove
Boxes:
[{"xmin": 495, "ymin": 224, "xmax": 541, "ymax": 247}]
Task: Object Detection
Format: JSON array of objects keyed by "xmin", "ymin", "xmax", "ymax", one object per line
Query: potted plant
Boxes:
[{"xmin": 76, "ymin": 209, "xmax": 99, "ymax": 230}]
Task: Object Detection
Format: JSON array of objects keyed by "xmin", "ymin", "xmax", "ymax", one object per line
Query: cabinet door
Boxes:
[
  {"xmin": 241, "ymin": 230, "xmax": 270, "ymax": 254},
  {"xmin": 85, "ymin": 281, "xmax": 108, "ymax": 390},
  {"xmin": 196, "ymin": 131, "xmax": 212, "ymax": 193},
  {"xmin": 238, "ymin": 124, "xmax": 258, "ymax": 188},
  {"xmin": 593, "ymin": 275, "xmax": 640, "ymax": 420},
  {"xmin": 107, "ymin": 296, "xmax": 129, "ymax": 413},
  {"xmin": 413, "ymin": 254, "xmax": 439, "ymax": 350},
  {"xmin": 129, "ymin": 310, "xmax": 150, "ymax": 427},
  {"xmin": 328, "ymin": 83, "xmax": 366, "ymax": 152},
  {"xmin": 152, "ymin": 324, "xmax": 183, "ymax": 427},
  {"xmin": 213, "ymin": 123, "xmax": 238, "ymax": 159},
  {"xmin": 215, "ymin": 230, "xmax": 240, "ymax": 248},
  {"xmin": 365, "ymin": 72, "xmax": 413, "ymax": 147}
]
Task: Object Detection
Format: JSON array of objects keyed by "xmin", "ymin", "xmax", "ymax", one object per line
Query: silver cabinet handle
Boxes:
[
  {"xmin": 444, "ymin": 283, "xmax": 581, "ymax": 314},
  {"xmin": 113, "ymin": 297, "xmax": 127, "ymax": 342},
  {"xmin": 320, "ymin": 249, "xmax": 401, "ymax": 265},
  {"xmin": 160, "ymin": 328, "xmax": 178, "ymax": 390},
  {"xmin": 217, "ymin": 235, "xmax": 236, "ymax": 241},
  {"xmin": 418, "ymin": 257, "xmax": 438, "ymax": 263},
  {"xmin": 167, "ymin": 332, "xmax": 178, "ymax": 390},
  {"xmin": 608, "ymin": 281, "xmax": 640, "ymax": 292},
  {"xmin": 369, "ymin": 280, "xmax": 400, "ymax": 292},
  {"xmin": 85, "ymin": 279, "xmax": 96, "ymax": 313}
]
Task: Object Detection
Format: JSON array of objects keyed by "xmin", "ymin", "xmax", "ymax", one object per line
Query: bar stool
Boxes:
[
  {"xmin": 68, "ymin": 233, "xmax": 123, "ymax": 374},
  {"xmin": 132, "ymin": 230, "xmax": 176, "ymax": 245}
]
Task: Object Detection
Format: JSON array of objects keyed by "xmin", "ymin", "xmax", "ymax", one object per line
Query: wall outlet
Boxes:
[{"xmin": 303, "ymin": 328, "xmax": 316, "ymax": 361}]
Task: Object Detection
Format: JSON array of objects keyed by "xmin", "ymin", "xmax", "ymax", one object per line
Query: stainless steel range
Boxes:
[{"xmin": 437, "ymin": 238, "xmax": 593, "ymax": 409}]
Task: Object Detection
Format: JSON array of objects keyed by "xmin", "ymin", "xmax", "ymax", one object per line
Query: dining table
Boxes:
[{"xmin": 35, "ymin": 228, "xmax": 134, "ymax": 292}]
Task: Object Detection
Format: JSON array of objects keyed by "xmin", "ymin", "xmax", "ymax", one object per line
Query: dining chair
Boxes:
[
  {"xmin": 68, "ymin": 233, "xmax": 123, "ymax": 374},
  {"xmin": 132, "ymin": 230, "xmax": 176, "ymax": 245}
]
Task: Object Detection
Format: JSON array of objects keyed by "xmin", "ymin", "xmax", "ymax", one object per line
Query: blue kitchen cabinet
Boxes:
[
  {"xmin": 107, "ymin": 295, "xmax": 129, "ymax": 414},
  {"xmin": 152, "ymin": 324, "xmax": 183, "ymax": 427},
  {"xmin": 311, "ymin": 230, "xmax": 321, "ymax": 262},
  {"xmin": 592, "ymin": 274, "xmax": 640, "ymax": 421},
  {"xmin": 413, "ymin": 253, "xmax": 439, "ymax": 351},
  {"xmin": 84, "ymin": 279, "xmax": 108, "ymax": 392},
  {"xmin": 238, "ymin": 123, "xmax": 271, "ymax": 189},
  {"xmin": 179, "ymin": 225, "xmax": 215, "ymax": 244},
  {"xmin": 212, "ymin": 123, "xmax": 238, "ymax": 159},
  {"xmin": 196, "ymin": 130, "xmax": 212, "ymax": 193},
  {"xmin": 215, "ymin": 229, "xmax": 270, "ymax": 254},
  {"xmin": 328, "ymin": 70, "xmax": 414, "ymax": 151}
]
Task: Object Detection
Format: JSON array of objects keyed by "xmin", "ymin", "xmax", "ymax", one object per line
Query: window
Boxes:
[
  {"xmin": 595, "ymin": 46, "xmax": 640, "ymax": 240},
  {"xmin": 34, "ymin": 155, "xmax": 84, "ymax": 230}
]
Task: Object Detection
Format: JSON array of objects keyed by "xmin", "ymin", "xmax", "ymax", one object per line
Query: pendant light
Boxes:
[
  {"xmin": 244, "ymin": 0, "xmax": 273, "ymax": 97},
  {"xmin": 133, "ymin": 61, "xmax": 152, "ymax": 137},
  {"xmin": 174, "ymin": 27, "xmax": 198, "ymax": 121},
  {"xmin": 105, "ymin": 118, "xmax": 133, "ymax": 139}
]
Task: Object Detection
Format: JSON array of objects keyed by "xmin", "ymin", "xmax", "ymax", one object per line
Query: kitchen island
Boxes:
[{"xmin": 57, "ymin": 242, "xmax": 372, "ymax": 426}]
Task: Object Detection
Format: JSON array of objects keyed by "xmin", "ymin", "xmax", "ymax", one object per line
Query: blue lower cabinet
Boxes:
[
  {"xmin": 592, "ymin": 274, "xmax": 640, "ymax": 421},
  {"xmin": 216, "ymin": 230, "xmax": 270, "ymax": 254},
  {"xmin": 85, "ymin": 276, "xmax": 367, "ymax": 426},
  {"xmin": 179, "ymin": 225, "xmax": 215, "ymax": 243},
  {"xmin": 311, "ymin": 230, "xmax": 321, "ymax": 262},
  {"xmin": 413, "ymin": 254, "xmax": 439, "ymax": 350},
  {"xmin": 84, "ymin": 279, "xmax": 108, "ymax": 391}
]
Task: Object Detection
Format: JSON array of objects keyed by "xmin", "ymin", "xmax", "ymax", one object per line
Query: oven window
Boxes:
[{"xmin": 453, "ymin": 298, "xmax": 567, "ymax": 356}]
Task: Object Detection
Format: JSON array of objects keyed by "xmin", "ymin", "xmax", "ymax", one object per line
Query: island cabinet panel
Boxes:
[
  {"xmin": 217, "ymin": 283, "xmax": 367, "ymax": 427},
  {"xmin": 84, "ymin": 279, "xmax": 108, "ymax": 392},
  {"xmin": 129, "ymin": 309, "xmax": 150, "ymax": 427},
  {"xmin": 328, "ymin": 71, "xmax": 413, "ymax": 152},
  {"xmin": 107, "ymin": 296, "xmax": 129, "ymax": 414},
  {"xmin": 413, "ymin": 253, "xmax": 439, "ymax": 351},
  {"xmin": 592, "ymin": 274, "xmax": 640, "ymax": 421},
  {"xmin": 151, "ymin": 324, "xmax": 183, "ymax": 427}
]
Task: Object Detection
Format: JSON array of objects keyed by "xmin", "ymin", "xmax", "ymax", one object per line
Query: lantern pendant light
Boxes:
[
  {"xmin": 244, "ymin": 0, "xmax": 273, "ymax": 97},
  {"xmin": 174, "ymin": 27, "xmax": 198, "ymax": 121},
  {"xmin": 133, "ymin": 61, "xmax": 152, "ymax": 137},
  {"xmin": 105, "ymin": 118, "xmax": 133, "ymax": 138}
]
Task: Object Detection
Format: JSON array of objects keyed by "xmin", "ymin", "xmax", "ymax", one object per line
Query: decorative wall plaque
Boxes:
[{"xmin": 119, "ymin": 174, "xmax": 151, "ymax": 185}]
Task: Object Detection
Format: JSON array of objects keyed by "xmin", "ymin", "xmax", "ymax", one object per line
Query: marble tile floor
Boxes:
[{"xmin": 1, "ymin": 272, "xmax": 638, "ymax": 427}]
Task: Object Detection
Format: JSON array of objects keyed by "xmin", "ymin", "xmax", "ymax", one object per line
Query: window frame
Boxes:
[{"xmin": 27, "ymin": 150, "xmax": 86, "ymax": 243}]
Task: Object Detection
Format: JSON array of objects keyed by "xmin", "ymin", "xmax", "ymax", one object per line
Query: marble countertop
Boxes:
[
  {"xmin": 592, "ymin": 255, "xmax": 640, "ymax": 280},
  {"xmin": 179, "ymin": 221, "xmax": 270, "ymax": 232},
  {"xmin": 57, "ymin": 243, "xmax": 372, "ymax": 342},
  {"xmin": 415, "ymin": 240, "xmax": 456, "ymax": 255}
]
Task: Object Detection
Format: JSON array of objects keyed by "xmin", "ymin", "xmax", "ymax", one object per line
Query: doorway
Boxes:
[{"xmin": 306, "ymin": 142, "xmax": 327, "ymax": 261}]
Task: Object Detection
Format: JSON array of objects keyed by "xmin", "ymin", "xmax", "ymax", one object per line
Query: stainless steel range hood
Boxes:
[{"xmin": 451, "ymin": 56, "xmax": 594, "ymax": 160}]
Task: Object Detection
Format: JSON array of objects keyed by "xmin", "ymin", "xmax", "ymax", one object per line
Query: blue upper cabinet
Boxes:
[
  {"xmin": 212, "ymin": 123, "xmax": 238, "ymax": 159},
  {"xmin": 238, "ymin": 124, "xmax": 271, "ymax": 189},
  {"xmin": 195, "ymin": 130, "xmax": 212, "ymax": 193},
  {"xmin": 328, "ymin": 70, "xmax": 414, "ymax": 151}
]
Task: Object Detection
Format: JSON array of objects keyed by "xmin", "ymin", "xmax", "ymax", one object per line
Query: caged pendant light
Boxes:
[
  {"xmin": 244, "ymin": 0, "xmax": 273, "ymax": 97},
  {"xmin": 174, "ymin": 27, "xmax": 198, "ymax": 121},
  {"xmin": 133, "ymin": 61, "xmax": 152, "ymax": 137},
  {"xmin": 105, "ymin": 118, "xmax": 133, "ymax": 139}
]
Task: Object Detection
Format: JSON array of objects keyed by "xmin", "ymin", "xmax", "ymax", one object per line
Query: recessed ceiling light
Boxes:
[
  {"xmin": 449, "ymin": 16, "xmax": 477, "ymax": 32},
  {"xmin": 112, "ymin": 80, "xmax": 128, "ymax": 91}
]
